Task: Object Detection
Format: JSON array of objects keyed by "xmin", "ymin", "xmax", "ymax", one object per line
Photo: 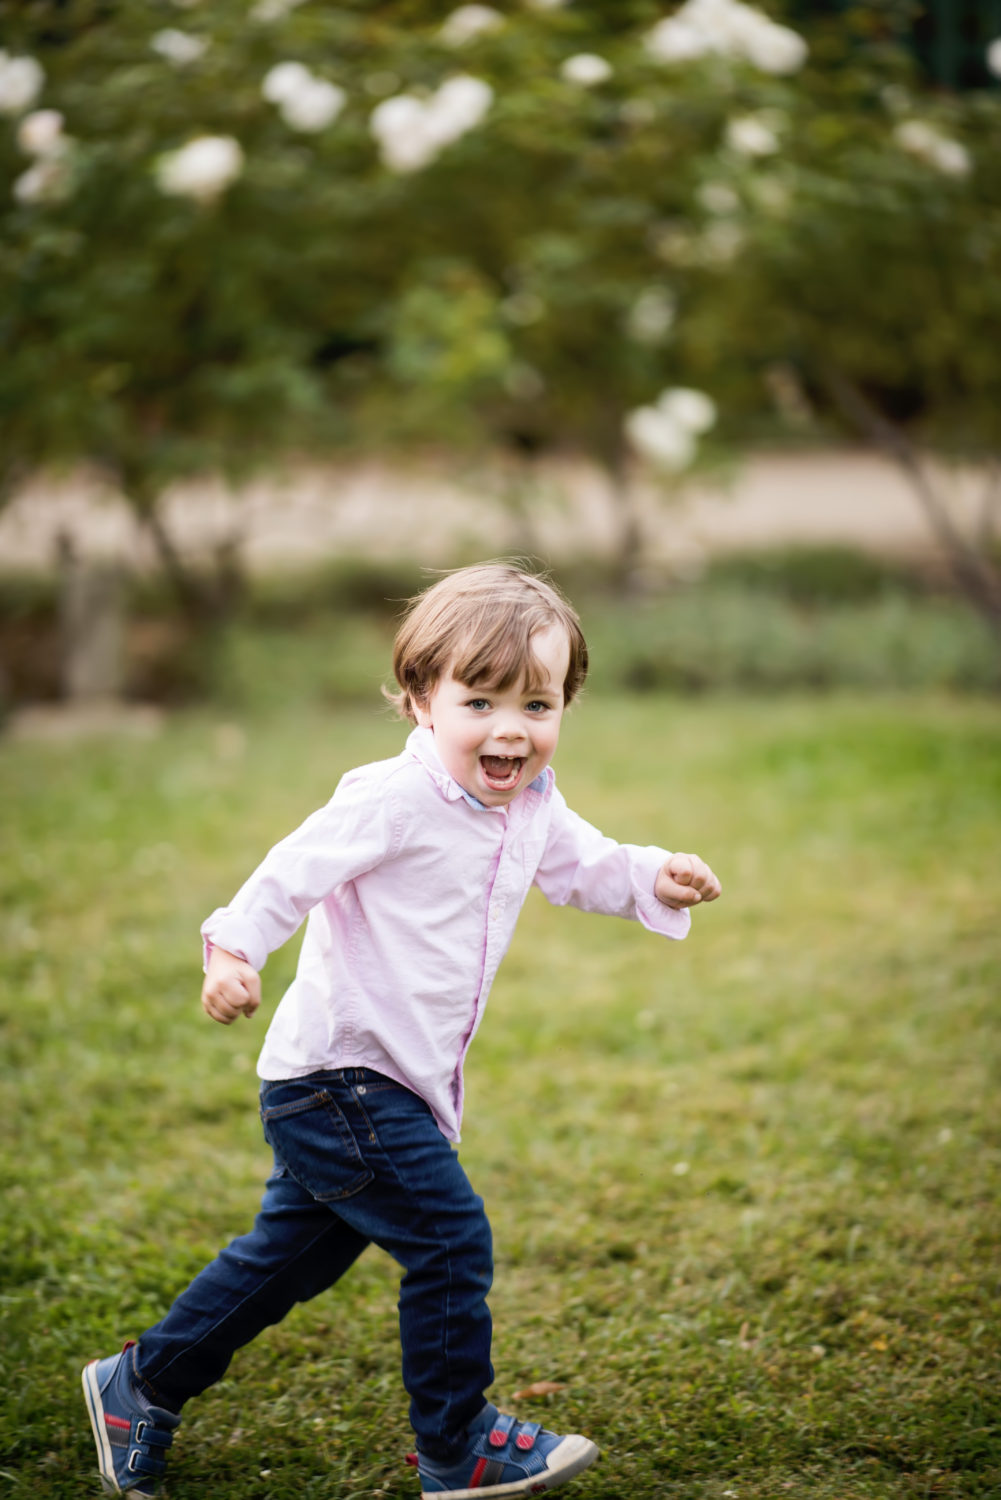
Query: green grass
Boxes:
[{"xmin": 1, "ymin": 692, "xmax": 999, "ymax": 1498}]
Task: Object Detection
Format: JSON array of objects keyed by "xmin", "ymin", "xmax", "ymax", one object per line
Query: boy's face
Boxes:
[{"xmin": 415, "ymin": 624, "xmax": 570, "ymax": 807}]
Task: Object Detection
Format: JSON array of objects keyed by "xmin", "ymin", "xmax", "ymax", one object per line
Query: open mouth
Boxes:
[{"xmin": 480, "ymin": 754, "xmax": 524, "ymax": 790}]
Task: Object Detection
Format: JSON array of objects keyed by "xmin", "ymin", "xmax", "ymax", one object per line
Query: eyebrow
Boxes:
[{"xmin": 458, "ymin": 681, "xmax": 559, "ymax": 701}]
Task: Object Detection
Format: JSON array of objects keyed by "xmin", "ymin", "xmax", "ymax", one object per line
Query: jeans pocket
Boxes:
[{"xmin": 260, "ymin": 1082, "xmax": 374, "ymax": 1202}]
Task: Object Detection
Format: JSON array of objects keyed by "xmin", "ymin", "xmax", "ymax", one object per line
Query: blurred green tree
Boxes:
[
  {"xmin": 689, "ymin": 6, "xmax": 1001, "ymax": 622},
  {"xmin": 1, "ymin": 1, "xmax": 999, "ymax": 615}
]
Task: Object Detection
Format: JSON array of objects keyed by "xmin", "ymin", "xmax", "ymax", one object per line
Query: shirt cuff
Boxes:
[
  {"xmin": 200, "ymin": 910, "xmax": 267, "ymax": 972},
  {"xmin": 631, "ymin": 851, "xmax": 692, "ymax": 940}
]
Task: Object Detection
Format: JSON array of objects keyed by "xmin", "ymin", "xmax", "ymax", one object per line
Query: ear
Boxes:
[{"xmin": 413, "ymin": 696, "xmax": 433, "ymax": 729}]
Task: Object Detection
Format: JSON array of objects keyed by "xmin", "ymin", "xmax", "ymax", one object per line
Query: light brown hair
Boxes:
[{"xmin": 386, "ymin": 563, "xmax": 589, "ymax": 722}]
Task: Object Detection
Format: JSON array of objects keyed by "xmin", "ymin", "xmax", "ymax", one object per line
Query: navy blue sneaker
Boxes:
[
  {"xmin": 413, "ymin": 1404, "xmax": 599, "ymax": 1497},
  {"xmin": 82, "ymin": 1342, "xmax": 181, "ymax": 1496}
]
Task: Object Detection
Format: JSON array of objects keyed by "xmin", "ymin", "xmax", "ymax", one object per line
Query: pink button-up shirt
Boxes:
[{"xmin": 201, "ymin": 727, "xmax": 690, "ymax": 1140}]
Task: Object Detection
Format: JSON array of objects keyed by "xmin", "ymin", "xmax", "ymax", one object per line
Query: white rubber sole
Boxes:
[
  {"xmin": 82, "ymin": 1360, "xmax": 156, "ymax": 1497},
  {"xmin": 82, "ymin": 1361, "xmax": 121, "ymax": 1494},
  {"xmin": 420, "ymin": 1433, "xmax": 600, "ymax": 1499}
]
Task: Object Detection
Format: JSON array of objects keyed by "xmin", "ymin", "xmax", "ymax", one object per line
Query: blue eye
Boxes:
[{"xmin": 467, "ymin": 698, "xmax": 490, "ymax": 711}]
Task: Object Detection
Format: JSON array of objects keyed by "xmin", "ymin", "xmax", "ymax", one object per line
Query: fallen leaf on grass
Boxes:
[{"xmin": 512, "ymin": 1381, "xmax": 568, "ymax": 1400}]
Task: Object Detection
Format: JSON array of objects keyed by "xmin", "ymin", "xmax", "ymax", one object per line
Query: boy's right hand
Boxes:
[{"xmin": 202, "ymin": 945, "xmax": 261, "ymax": 1025}]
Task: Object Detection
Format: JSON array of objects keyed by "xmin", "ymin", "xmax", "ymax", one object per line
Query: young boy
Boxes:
[{"xmin": 82, "ymin": 563, "xmax": 720, "ymax": 1498}]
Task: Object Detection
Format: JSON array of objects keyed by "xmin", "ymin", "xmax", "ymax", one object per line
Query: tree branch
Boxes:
[{"xmin": 819, "ymin": 367, "xmax": 1001, "ymax": 628}]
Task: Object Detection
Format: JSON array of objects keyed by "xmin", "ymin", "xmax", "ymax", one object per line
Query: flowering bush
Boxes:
[{"xmin": 0, "ymin": 1, "xmax": 998, "ymax": 604}]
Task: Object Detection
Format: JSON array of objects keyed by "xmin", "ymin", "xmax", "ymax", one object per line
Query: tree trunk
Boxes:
[
  {"xmin": 120, "ymin": 464, "xmax": 243, "ymax": 622},
  {"xmin": 821, "ymin": 369, "xmax": 1001, "ymax": 634},
  {"xmin": 57, "ymin": 535, "xmax": 125, "ymax": 702}
]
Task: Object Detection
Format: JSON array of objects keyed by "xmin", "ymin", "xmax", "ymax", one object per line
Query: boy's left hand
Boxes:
[{"xmin": 655, "ymin": 852, "xmax": 721, "ymax": 910}]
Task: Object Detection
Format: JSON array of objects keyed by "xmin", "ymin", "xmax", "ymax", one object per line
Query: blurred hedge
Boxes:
[{"xmin": 5, "ymin": 548, "xmax": 996, "ymax": 710}]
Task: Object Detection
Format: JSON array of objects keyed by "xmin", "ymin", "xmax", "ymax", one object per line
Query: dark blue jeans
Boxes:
[{"xmin": 133, "ymin": 1069, "xmax": 494, "ymax": 1458}]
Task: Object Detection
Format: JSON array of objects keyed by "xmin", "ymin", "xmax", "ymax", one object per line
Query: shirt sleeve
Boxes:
[
  {"xmin": 533, "ymin": 785, "xmax": 691, "ymax": 941},
  {"xmin": 201, "ymin": 769, "xmax": 401, "ymax": 971}
]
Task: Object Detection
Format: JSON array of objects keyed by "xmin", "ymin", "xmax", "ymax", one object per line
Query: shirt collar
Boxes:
[{"xmin": 406, "ymin": 726, "xmax": 552, "ymax": 810}]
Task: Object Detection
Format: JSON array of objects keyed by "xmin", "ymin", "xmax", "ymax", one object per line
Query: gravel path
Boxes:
[{"xmin": 0, "ymin": 447, "xmax": 987, "ymax": 577}]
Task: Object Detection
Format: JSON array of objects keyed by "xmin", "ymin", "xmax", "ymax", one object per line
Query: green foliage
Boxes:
[
  {"xmin": 3, "ymin": 0, "xmax": 999, "ymax": 507},
  {"xmin": 1, "ymin": 694, "xmax": 999, "ymax": 1497}
]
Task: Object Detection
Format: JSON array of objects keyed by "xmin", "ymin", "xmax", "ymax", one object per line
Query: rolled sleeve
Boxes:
[
  {"xmin": 629, "ymin": 845, "xmax": 692, "ymax": 940},
  {"xmin": 201, "ymin": 915, "xmax": 270, "ymax": 973}
]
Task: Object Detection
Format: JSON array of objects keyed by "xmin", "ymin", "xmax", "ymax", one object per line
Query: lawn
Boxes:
[{"xmin": 1, "ymin": 691, "xmax": 999, "ymax": 1499}]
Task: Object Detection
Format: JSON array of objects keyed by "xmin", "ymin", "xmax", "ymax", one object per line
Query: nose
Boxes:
[{"xmin": 494, "ymin": 709, "xmax": 527, "ymax": 742}]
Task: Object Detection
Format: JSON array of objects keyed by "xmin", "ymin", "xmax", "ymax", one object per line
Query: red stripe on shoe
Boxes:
[
  {"xmin": 105, "ymin": 1415, "xmax": 131, "ymax": 1431},
  {"xmin": 469, "ymin": 1457, "xmax": 489, "ymax": 1488}
]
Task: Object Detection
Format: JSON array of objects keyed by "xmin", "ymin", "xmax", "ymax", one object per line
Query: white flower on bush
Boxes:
[
  {"xmin": 661, "ymin": 387, "xmax": 717, "ymax": 434},
  {"xmin": 156, "ymin": 135, "xmax": 244, "ymax": 202},
  {"xmin": 561, "ymin": 53, "xmax": 613, "ymax": 86},
  {"xmin": 645, "ymin": 18, "xmax": 710, "ymax": 63},
  {"xmin": 151, "ymin": 29, "xmax": 207, "ymax": 65},
  {"xmin": 14, "ymin": 107, "xmax": 73, "ymax": 201},
  {"xmin": 626, "ymin": 407, "xmax": 696, "ymax": 472},
  {"xmin": 0, "ymin": 51, "xmax": 44, "ymax": 116},
  {"xmin": 645, "ymin": 0, "xmax": 807, "ymax": 75},
  {"xmin": 433, "ymin": 75, "xmax": 494, "ymax": 133},
  {"xmin": 440, "ymin": 5, "xmax": 504, "ymax": 45},
  {"xmin": 625, "ymin": 386, "xmax": 716, "ymax": 472},
  {"xmin": 284, "ymin": 78, "xmax": 345, "ymax": 132},
  {"xmin": 262, "ymin": 61, "xmax": 311, "ymax": 103},
  {"xmin": 626, "ymin": 287, "xmax": 676, "ymax": 345},
  {"xmin": 13, "ymin": 157, "xmax": 70, "ymax": 204},
  {"xmin": 894, "ymin": 120, "xmax": 970, "ymax": 178},
  {"xmin": 370, "ymin": 75, "xmax": 493, "ymax": 173},
  {"xmin": 250, "ymin": 0, "xmax": 307, "ymax": 19},
  {"xmin": 988, "ymin": 39, "xmax": 1001, "ymax": 79},
  {"xmin": 732, "ymin": 7, "xmax": 808, "ymax": 74},
  {"xmin": 263, "ymin": 62, "xmax": 345, "ymax": 131},
  {"xmin": 17, "ymin": 108, "xmax": 65, "ymax": 157},
  {"xmin": 726, "ymin": 113, "xmax": 780, "ymax": 156},
  {"xmin": 697, "ymin": 181, "xmax": 740, "ymax": 215},
  {"xmin": 369, "ymin": 95, "xmax": 431, "ymax": 172}
]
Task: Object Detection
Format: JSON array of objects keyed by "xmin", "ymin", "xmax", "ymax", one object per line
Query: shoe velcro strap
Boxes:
[
  {"xmin": 488, "ymin": 1413, "xmax": 518, "ymax": 1448},
  {"xmin": 128, "ymin": 1448, "xmax": 169, "ymax": 1478},
  {"xmin": 515, "ymin": 1421, "xmax": 542, "ymax": 1451},
  {"xmin": 135, "ymin": 1418, "xmax": 177, "ymax": 1449}
]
